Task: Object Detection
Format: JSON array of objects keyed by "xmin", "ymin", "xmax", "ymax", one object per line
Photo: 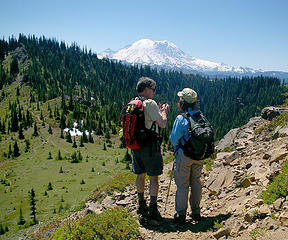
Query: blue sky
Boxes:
[{"xmin": 1, "ymin": 0, "xmax": 287, "ymax": 72}]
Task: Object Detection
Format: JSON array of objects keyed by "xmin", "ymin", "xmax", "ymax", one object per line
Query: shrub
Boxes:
[
  {"xmin": 261, "ymin": 161, "xmax": 288, "ymax": 204},
  {"xmin": 51, "ymin": 208, "xmax": 141, "ymax": 240}
]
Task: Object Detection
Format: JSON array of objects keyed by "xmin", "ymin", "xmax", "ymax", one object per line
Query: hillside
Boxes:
[
  {"xmin": 31, "ymin": 106, "xmax": 288, "ymax": 240},
  {"xmin": 0, "ymin": 34, "xmax": 287, "ymax": 239}
]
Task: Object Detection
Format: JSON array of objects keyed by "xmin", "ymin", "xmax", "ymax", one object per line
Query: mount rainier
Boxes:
[{"xmin": 98, "ymin": 39, "xmax": 288, "ymax": 81}]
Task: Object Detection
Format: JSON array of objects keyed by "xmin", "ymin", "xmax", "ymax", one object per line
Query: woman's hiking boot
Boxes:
[
  {"xmin": 148, "ymin": 204, "xmax": 162, "ymax": 221},
  {"xmin": 173, "ymin": 213, "xmax": 186, "ymax": 224},
  {"xmin": 137, "ymin": 200, "xmax": 148, "ymax": 216},
  {"xmin": 190, "ymin": 213, "xmax": 201, "ymax": 221}
]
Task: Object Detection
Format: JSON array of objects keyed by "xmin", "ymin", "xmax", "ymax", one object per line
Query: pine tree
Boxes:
[
  {"xmin": 48, "ymin": 125, "xmax": 52, "ymax": 134},
  {"xmin": 47, "ymin": 152, "xmax": 52, "ymax": 159},
  {"xmin": 13, "ymin": 141, "xmax": 20, "ymax": 157},
  {"xmin": 18, "ymin": 123, "xmax": 24, "ymax": 139},
  {"xmin": 17, "ymin": 207, "xmax": 26, "ymax": 225},
  {"xmin": 59, "ymin": 111, "xmax": 66, "ymax": 129},
  {"xmin": 10, "ymin": 57, "xmax": 19, "ymax": 77},
  {"xmin": 32, "ymin": 122, "xmax": 38, "ymax": 137},
  {"xmin": 7, "ymin": 144, "xmax": 12, "ymax": 158},
  {"xmin": 66, "ymin": 131, "xmax": 72, "ymax": 143},
  {"xmin": 57, "ymin": 150, "xmax": 62, "ymax": 160},
  {"xmin": 79, "ymin": 136, "xmax": 84, "ymax": 147},
  {"xmin": 47, "ymin": 182, "xmax": 53, "ymax": 190},
  {"xmin": 122, "ymin": 149, "xmax": 132, "ymax": 163},
  {"xmin": 82, "ymin": 131, "xmax": 88, "ymax": 143},
  {"xmin": 88, "ymin": 131, "xmax": 94, "ymax": 143},
  {"xmin": 72, "ymin": 137, "xmax": 77, "ymax": 148},
  {"xmin": 24, "ymin": 138, "xmax": 30, "ymax": 152},
  {"xmin": 29, "ymin": 188, "xmax": 37, "ymax": 225},
  {"xmin": 60, "ymin": 128, "xmax": 64, "ymax": 139}
]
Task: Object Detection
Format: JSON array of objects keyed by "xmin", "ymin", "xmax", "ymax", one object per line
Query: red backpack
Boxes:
[{"xmin": 121, "ymin": 97, "xmax": 147, "ymax": 149}]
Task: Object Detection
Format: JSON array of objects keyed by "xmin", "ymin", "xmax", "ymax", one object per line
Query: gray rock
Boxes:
[
  {"xmin": 261, "ymin": 106, "xmax": 288, "ymax": 121},
  {"xmin": 216, "ymin": 128, "xmax": 240, "ymax": 151}
]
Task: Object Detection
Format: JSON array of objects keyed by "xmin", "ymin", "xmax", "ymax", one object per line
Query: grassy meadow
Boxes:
[{"xmin": 0, "ymin": 80, "xmax": 135, "ymax": 237}]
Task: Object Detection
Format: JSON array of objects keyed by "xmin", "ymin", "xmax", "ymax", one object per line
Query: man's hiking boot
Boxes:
[
  {"xmin": 137, "ymin": 200, "xmax": 148, "ymax": 216},
  {"xmin": 148, "ymin": 204, "xmax": 162, "ymax": 221},
  {"xmin": 173, "ymin": 213, "xmax": 186, "ymax": 224},
  {"xmin": 190, "ymin": 213, "xmax": 201, "ymax": 221}
]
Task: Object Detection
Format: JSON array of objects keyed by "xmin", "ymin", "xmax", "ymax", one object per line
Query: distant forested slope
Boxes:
[{"xmin": 0, "ymin": 34, "xmax": 286, "ymax": 144}]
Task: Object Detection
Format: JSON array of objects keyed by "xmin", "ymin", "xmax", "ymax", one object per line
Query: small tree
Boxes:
[
  {"xmin": 48, "ymin": 125, "xmax": 52, "ymax": 134},
  {"xmin": 29, "ymin": 188, "xmax": 37, "ymax": 225},
  {"xmin": 60, "ymin": 128, "xmax": 64, "ymax": 139},
  {"xmin": 122, "ymin": 149, "xmax": 132, "ymax": 163},
  {"xmin": 47, "ymin": 152, "xmax": 52, "ymax": 160},
  {"xmin": 17, "ymin": 207, "xmax": 26, "ymax": 225},
  {"xmin": 83, "ymin": 131, "xmax": 88, "ymax": 143},
  {"xmin": 18, "ymin": 123, "xmax": 24, "ymax": 139},
  {"xmin": 88, "ymin": 131, "xmax": 94, "ymax": 143},
  {"xmin": 79, "ymin": 136, "xmax": 84, "ymax": 147},
  {"xmin": 72, "ymin": 137, "xmax": 77, "ymax": 148},
  {"xmin": 103, "ymin": 143, "xmax": 107, "ymax": 151},
  {"xmin": 13, "ymin": 141, "xmax": 20, "ymax": 158},
  {"xmin": 24, "ymin": 138, "xmax": 30, "ymax": 152},
  {"xmin": 59, "ymin": 166, "xmax": 63, "ymax": 173},
  {"xmin": 66, "ymin": 131, "xmax": 72, "ymax": 143},
  {"xmin": 32, "ymin": 122, "xmax": 38, "ymax": 137},
  {"xmin": 57, "ymin": 150, "xmax": 62, "ymax": 160},
  {"xmin": 47, "ymin": 182, "xmax": 53, "ymax": 191}
]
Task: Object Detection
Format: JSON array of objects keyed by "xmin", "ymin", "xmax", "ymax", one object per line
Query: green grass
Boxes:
[
  {"xmin": 261, "ymin": 160, "xmax": 288, "ymax": 204},
  {"xmin": 48, "ymin": 208, "xmax": 141, "ymax": 240},
  {"xmin": 0, "ymin": 122, "xmax": 130, "ymax": 238}
]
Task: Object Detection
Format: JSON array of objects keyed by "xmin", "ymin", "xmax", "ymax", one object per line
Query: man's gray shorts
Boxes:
[{"xmin": 131, "ymin": 141, "xmax": 163, "ymax": 176}]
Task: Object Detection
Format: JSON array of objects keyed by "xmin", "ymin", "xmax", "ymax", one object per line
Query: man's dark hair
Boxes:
[{"xmin": 136, "ymin": 77, "xmax": 156, "ymax": 93}]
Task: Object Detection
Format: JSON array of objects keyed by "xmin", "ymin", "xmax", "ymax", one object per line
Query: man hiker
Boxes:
[
  {"xmin": 169, "ymin": 88, "xmax": 204, "ymax": 223},
  {"xmin": 132, "ymin": 77, "xmax": 170, "ymax": 221}
]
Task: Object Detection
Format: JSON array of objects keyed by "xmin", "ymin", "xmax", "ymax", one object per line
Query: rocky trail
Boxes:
[{"xmin": 46, "ymin": 106, "xmax": 288, "ymax": 239}]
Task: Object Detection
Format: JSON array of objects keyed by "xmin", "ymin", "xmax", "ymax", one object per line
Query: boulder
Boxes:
[
  {"xmin": 261, "ymin": 106, "xmax": 288, "ymax": 121},
  {"xmin": 279, "ymin": 211, "xmax": 288, "ymax": 227},
  {"xmin": 216, "ymin": 128, "xmax": 239, "ymax": 151}
]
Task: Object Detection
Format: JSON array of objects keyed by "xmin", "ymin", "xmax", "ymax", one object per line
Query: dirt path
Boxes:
[{"xmin": 137, "ymin": 161, "xmax": 288, "ymax": 240}]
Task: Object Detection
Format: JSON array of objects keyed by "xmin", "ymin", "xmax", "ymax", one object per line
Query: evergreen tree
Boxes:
[
  {"xmin": 72, "ymin": 137, "xmax": 77, "ymax": 148},
  {"xmin": 59, "ymin": 111, "xmax": 66, "ymax": 129},
  {"xmin": 7, "ymin": 144, "xmax": 12, "ymax": 158},
  {"xmin": 32, "ymin": 122, "xmax": 38, "ymax": 137},
  {"xmin": 24, "ymin": 138, "xmax": 30, "ymax": 152},
  {"xmin": 29, "ymin": 188, "xmax": 37, "ymax": 225},
  {"xmin": 47, "ymin": 182, "xmax": 53, "ymax": 190},
  {"xmin": 13, "ymin": 141, "xmax": 20, "ymax": 157},
  {"xmin": 79, "ymin": 135, "xmax": 84, "ymax": 147},
  {"xmin": 17, "ymin": 207, "xmax": 26, "ymax": 225},
  {"xmin": 66, "ymin": 131, "xmax": 72, "ymax": 143},
  {"xmin": 122, "ymin": 149, "xmax": 132, "ymax": 163},
  {"xmin": 10, "ymin": 57, "xmax": 19, "ymax": 77},
  {"xmin": 48, "ymin": 125, "xmax": 52, "ymax": 134},
  {"xmin": 47, "ymin": 151, "xmax": 52, "ymax": 159},
  {"xmin": 57, "ymin": 150, "xmax": 62, "ymax": 160},
  {"xmin": 88, "ymin": 131, "xmax": 94, "ymax": 143},
  {"xmin": 82, "ymin": 131, "xmax": 88, "ymax": 143},
  {"xmin": 60, "ymin": 128, "xmax": 64, "ymax": 139},
  {"xmin": 18, "ymin": 123, "xmax": 24, "ymax": 139}
]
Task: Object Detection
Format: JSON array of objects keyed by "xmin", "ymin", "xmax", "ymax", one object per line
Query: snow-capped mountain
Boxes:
[{"xmin": 98, "ymin": 39, "xmax": 288, "ymax": 80}]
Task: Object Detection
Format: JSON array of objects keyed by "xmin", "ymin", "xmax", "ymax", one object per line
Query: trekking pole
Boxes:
[{"xmin": 164, "ymin": 161, "xmax": 175, "ymax": 213}]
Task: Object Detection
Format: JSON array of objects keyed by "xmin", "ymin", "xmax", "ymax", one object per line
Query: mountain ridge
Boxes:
[{"xmin": 98, "ymin": 39, "xmax": 288, "ymax": 81}]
